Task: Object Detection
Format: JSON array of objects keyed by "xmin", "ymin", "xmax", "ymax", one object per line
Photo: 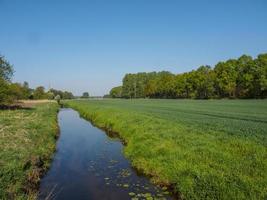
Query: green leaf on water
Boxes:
[
  {"xmin": 163, "ymin": 191, "xmax": 169, "ymax": 195},
  {"xmin": 144, "ymin": 193, "xmax": 152, "ymax": 197},
  {"xmin": 162, "ymin": 186, "xmax": 167, "ymax": 190},
  {"xmin": 129, "ymin": 192, "xmax": 136, "ymax": 196}
]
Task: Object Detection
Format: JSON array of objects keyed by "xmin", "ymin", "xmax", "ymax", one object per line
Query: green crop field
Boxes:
[
  {"xmin": 65, "ymin": 99, "xmax": 267, "ymax": 200},
  {"xmin": 0, "ymin": 103, "xmax": 58, "ymax": 199}
]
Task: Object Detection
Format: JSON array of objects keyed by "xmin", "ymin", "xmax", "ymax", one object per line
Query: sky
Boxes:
[{"xmin": 0, "ymin": 0, "xmax": 267, "ymax": 96}]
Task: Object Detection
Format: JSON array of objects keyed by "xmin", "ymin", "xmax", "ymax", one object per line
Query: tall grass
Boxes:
[
  {"xmin": 0, "ymin": 103, "xmax": 59, "ymax": 199},
  {"xmin": 65, "ymin": 99, "xmax": 267, "ymax": 200}
]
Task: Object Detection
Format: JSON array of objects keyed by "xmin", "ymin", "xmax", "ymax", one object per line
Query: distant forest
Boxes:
[
  {"xmin": 0, "ymin": 55, "xmax": 78, "ymax": 106},
  {"xmin": 109, "ymin": 53, "xmax": 267, "ymax": 99}
]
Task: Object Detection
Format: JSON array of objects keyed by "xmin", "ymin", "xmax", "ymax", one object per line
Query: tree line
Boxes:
[
  {"xmin": 109, "ymin": 53, "xmax": 267, "ymax": 99},
  {"xmin": 0, "ymin": 55, "xmax": 76, "ymax": 106}
]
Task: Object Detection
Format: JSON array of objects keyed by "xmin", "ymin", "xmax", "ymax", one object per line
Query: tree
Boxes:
[
  {"xmin": 55, "ymin": 94, "xmax": 61, "ymax": 104},
  {"xmin": 214, "ymin": 59, "xmax": 238, "ymax": 98},
  {"xmin": 156, "ymin": 71, "xmax": 176, "ymax": 98},
  {"xmin": 0, "ymin": 55, "xmax": 14, "ymax": 82},
  {"xmin": 235, "ymin": 55, "xmax": 254, "ymax": 98},
  {"xmin": 49, "ymin": 88, "xmax": 74, "ymax": 99},
  {"xmin": 33, "ymin": 86, "xmax": 47, "ymax": 99},
  {"xmin": 0, "ymin": 78, "xmax": 12, "ymax": 105},
  {"xmin": 194, "ymin": 66, "xmax": 215, "ymax": 99},
  {"xmin": 9, "ymin": 83, "xmax": 24, "ymax": 100},
  {"xmin": 63, "ymin": 91, "xmax": 74, "ymax": 99},
  {"xmin": 110, "ymin": 86, "xmax": 122, "ymax": 98},
  {"xmin": 81, "ymin": 92, "xmax": 89, "ymax": 98},
  {"xmin": 122, "ymin": 74, "xmax": 136, "ymax": 98},
  {"xmin": 117, "ymin": 53, "xmax": 267, "ymax": 99},
  {"xmin": 0, "ymin": 55, "xmax": 14, "ymax": 105},
  {"xmin": 181, "ymin": 72, "xmax": 197, "ymax": 98},
  {"xmin": 145, "ymin": 78, "xmax": 158, "ymax": 98},
  {"xmin": 49, "ymin": 88, "xmax": 63, "ymax": 99},
  {"xmin": 46, "ymin": 91, "xmax": 55, "ymax": 100},
  {"xmin": 21, "ymin": 81, "xmax": 31, "ymax": 99},
  {"xmin": 254, "ymin": 53, "xmax": 267, "ymax": 98}
]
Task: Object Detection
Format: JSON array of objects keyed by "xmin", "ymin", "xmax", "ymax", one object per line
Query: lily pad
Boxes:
[
  {"xmin": 144, "ymin": 193, "xmax": 152, "ymax": 197},
  {"xmin": 162, "ymin": 186, "xmax": 167, "ymax": 190},
  {"xmin": 163, "ymin": 191, "xmax": 169, "ymax": 195},
  {"xmin": 129, "ymin": 192, "xmax": 136, "ymax": 196}
]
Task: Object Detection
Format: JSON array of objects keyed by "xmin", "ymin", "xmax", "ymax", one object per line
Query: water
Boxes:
[{"xmin": 39, "ymin": 109, "xmax": 173, "ymax": 200}]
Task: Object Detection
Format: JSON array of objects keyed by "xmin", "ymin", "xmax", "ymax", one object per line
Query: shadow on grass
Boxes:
[{"xmin": 0, "ymin": 104, "xmax": 35, "ymax": 110}]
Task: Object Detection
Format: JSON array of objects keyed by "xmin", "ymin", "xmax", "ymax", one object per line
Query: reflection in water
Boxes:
[{"xmin": 39, "ymin": 109, "xmax": 173, "ymax": 200}]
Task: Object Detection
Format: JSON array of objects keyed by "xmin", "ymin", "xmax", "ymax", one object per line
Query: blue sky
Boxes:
[{"xmin": 0, "ymin": 0, "xmax": 267, "ymax": 96}]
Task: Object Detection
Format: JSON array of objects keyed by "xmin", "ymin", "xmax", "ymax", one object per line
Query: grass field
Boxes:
[
  {"xmin": 0, "ymin": 103, "xmax": 58, "ymax": 199},
  {"xmin": 65, "ymin": 99, "xmax": 267, "ymax": 200}
]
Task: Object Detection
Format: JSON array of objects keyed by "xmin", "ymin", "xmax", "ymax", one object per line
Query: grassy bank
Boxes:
[
  {"xmin": 0, "ymin": 102, "xmax": 59, "ymax": 199},
  {"xmin": 65, "ymin": 99, "xmax": 267, "ymax": 200}
]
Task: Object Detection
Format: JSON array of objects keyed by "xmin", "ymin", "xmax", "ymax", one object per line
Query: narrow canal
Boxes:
[{"xmin": 39, "ymin": 108, "xmax": 173, "ymax": 200}]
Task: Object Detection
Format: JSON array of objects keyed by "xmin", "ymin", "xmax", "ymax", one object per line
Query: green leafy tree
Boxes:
[
  {"xmin": 21, "ymin": 81, "xmax": 31, "ymax": 99},
  {"xmin": 214, "ymin": 59, "xmax": 238, "ymax": 98},
  {"xmin": 234, "ymin": 55, "xmax": 254, "ymax": 98},
  {"xmin": 157, "ymin": 71, "xmax": 176, "ymax": 98},
  {"xmin": 194, "ymin": 66, "xmax": 215, "ymax": 99},
  {"xmin": 63, "ymin": 91, "xmax": 74, "ymax": 99},
  {"xmin": 145, "ymin": 78, "xmax": 158, "ymax": 97},
  {"xmin": 49, "ymin": 88, "xmax": 63, "ymax": 98},
  {"xmin": 110, "ymin": 86, "xmax": 122, "ymax": 98},
  {"xmin": 0, "ymin": 55, "xmax": 14, "ymax": 82},
  {"xmin": 49, "ymin": 88, "xmax": 74, "ymax": 99},
  {"xmin": 184, "ymin": 72, "xmax": 197, "ymax": 98},
  {"xmin": 174, "ymin": 74, "xmax": 187, "ymax": 98},
  {"xmin": 9, "ymin": 83, "xmax": 24, "ymax": 100},
  {"xmin": 81, "ymin": 92, "xmax": 89, "ymax": 98},
  {"xmin": 122, "ymin": 74, "xmax": 136, "ymax": 98},
  {"xmin": 33, "ymin": 86, "xmax": 47, "ymax": 99},
  {"xmin": 254, "ymin": 53, "xmax": 267, "ymax": 98},
  {"xmin": 55, "ymin": 94, "xmax": 61, "ymax": 104},
  {"xmin": 46, "ymin": 91, "xmax": 55, "ymax": 100},
  {"xmin": 0, "ymin": 78, "xmax": 12, "ymax": 105},
  {"xmin": 0, "ymin": 55, "xmax": 14, "ymax": 105}
]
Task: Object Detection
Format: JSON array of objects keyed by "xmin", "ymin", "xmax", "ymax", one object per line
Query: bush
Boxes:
[{"xmin": 0, "ymin": 78, "xmax": 12, "ymax": 105}]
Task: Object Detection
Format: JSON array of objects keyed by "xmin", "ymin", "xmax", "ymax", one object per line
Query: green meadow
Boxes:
[
  {"xmin": 0, "ymin": 103, "xmax": 58, "ymax": 199},
  {"xmin": 65, "ymin": 99, "xmax": 267, "ymax": 200}
]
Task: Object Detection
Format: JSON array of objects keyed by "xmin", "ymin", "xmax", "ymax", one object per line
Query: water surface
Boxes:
[{"xmin": 39, "ymin": 109, "xmax": 173, "ymax": 200}]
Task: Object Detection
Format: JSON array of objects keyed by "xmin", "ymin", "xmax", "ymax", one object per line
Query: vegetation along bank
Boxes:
[
  {"xmin": 0, "ymin": 102, "xmax": 59, "ymax": 199},
  {"xmin": 65, "ymin": 99, "xmax": 267, "ymax": 200}
]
